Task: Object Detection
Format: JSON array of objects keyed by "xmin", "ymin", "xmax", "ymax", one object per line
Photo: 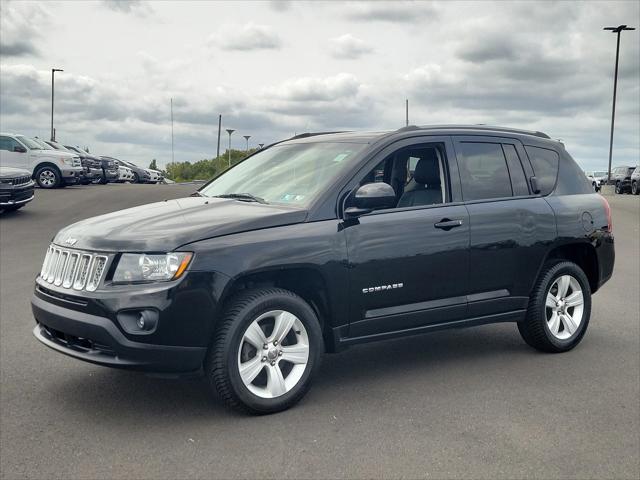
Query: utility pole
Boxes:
[
  {"xmin": 216, "ymin": 114, "xmax": 222, "ymax": 159},
  {"xmin": 226, "ymin": 129, "xmax": 235, "ymax": 168},
  {"xmin": 170, "ymin": 98, "xmax": 175, "ymax": 164},
  {"xmin": 603, "ymin": 25, "xmax": 635, "ymax": 185},
  {"xmin": 243, "ymin": 135, "xmax": 251, "ymax": 152},
  {"xmin": 50, "ymin": 68, "xmax": 63, "ymax": 141},
  {"xmin": 405, "ymin": 99, "xmax": 409, "ymax": 126}
]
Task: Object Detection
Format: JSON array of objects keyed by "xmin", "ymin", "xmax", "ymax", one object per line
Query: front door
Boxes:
[{"xmin": 343, "ymin": 137, "xmax": 470, "ymax": 339}]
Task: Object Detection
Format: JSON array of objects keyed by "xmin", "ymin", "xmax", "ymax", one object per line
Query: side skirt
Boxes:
[{"xmin": 333, "ymin": 309, "xmax": 526, "ymax": 349}]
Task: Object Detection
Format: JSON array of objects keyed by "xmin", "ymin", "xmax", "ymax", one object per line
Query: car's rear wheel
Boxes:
[
  {"xmin": 205, "ymin": 288, "xmax": 323, "ymax": 414},
  {"xmin": 132, "ymin": 172, "xmax": 140, "ymax": 184},
  {"xmin": 615, "ymin": 181, "xmax": 622, "ymax": 194},
  {"xmin": 35, "ymin": 166, "xmax": 61, "ymax": 189},
  {"xmin": 632, "ymin": 181, "xmax": 638, "ymax": 195},
  {"xmin": 518, "ymin": 261, "xmax": 591, "ymax": 353}
]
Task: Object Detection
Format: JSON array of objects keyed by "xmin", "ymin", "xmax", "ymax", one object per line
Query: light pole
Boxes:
[
  {"xmin": 226, "ymin": 129, "xmax": 235, "ymax": 167},
  {"xmin": 243, "ymin": 135, "xmax": 251, "ymax": 152},
  {"xmin": 50, "ymin": 68, "xmax": 63, "ymax": 141},
  {"xmin": 603, "ymin": 24, "xmax": 635, "ymax": 185},
  {"xmin": 170, "ymin": 98, "xmax": 174, "ymax": 164},
  {"xmin": 216, "ymin": 114, "xmax": 222, "ymax": 159},
  {"xmin": 258, "ymin": 143, "xmax": 264, "ymax": 149}
]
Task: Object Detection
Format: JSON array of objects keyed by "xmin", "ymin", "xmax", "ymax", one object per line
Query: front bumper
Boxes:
[
  {"xmin": 32, "ymin": 296, "xmax": 205, "ymax": 371},
  {"xmin": 61, "ymin": 167, "xmax": 82, "ymax": 185},
  {"xmin": 0, "ymin": 182, "xmax": 35, "ymax": 206},
  {"xmin": 30, "ymin": 272, "xmax": 216, "ymax": 372},
  {"xmin": 104, "ymin": 169, "xmax": 119, "ymax": 182}
]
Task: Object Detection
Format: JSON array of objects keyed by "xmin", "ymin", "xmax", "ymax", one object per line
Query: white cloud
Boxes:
[
  {"xmin": 210, "ymin": 22, "xmax": 283, "ymax": 51},
  {"xmin": 330, "ymin": 34, "xmax": 373, "ymax": 60},
  {"xmin": 0, "ymin": 0, "xmax": 637, "ymax": 172},
  {"xmin": 0, "ymin": 1, "xmax": 50, "ymax": 57},
  {"xmin": 101, "ymin": 0, "xmax": 153, "ymax": 16}
]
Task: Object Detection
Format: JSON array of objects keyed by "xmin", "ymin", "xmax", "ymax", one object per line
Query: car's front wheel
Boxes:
[
  {"xmin": 35, "ymin": 166, "xmax": 61, "ymax": 189},
  {"xmin": 632, "ymin": 181, "xmax": 638, "ymax": 195},
  {"xmin": 206, "ymin": 288, "xmax": 323, "ymax": 414},
  {"xmin": 615, "ymin": 181, "xmax": 622, "ymax": 194},
  {"xmin": 518, "ymin": 261, "xmax": 591, "ymax": 353}
]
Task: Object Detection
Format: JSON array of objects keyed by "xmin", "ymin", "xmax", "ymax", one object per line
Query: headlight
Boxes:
[
  {"xmin": 113, "ymin": 252, "xmax": 193, "ymax": 283},
  {"xmin": 59, "ymin": 157, "xmax": 73, "ymax": 165}
]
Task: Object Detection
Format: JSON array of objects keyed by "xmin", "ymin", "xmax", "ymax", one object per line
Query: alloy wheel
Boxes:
[
  {"xmin": 39, "ymin": 170, "xmax": 56, "ymax": 187},
  {"xmin": 237, "ymin": 310, "xmax": 309, "ymax": 399},
  {"xmin": 545, "ymin": 275, "xmax": 584, "ymax": 340}
]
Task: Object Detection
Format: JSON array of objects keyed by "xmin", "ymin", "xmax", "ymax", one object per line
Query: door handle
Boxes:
[{"xmin": 434, "ymin": 218, "xmax": 463, "ymax": 230}]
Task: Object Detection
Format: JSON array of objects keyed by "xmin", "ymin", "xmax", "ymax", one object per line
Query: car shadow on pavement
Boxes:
[{"xmin": 47, "ymin": 324, "xmax": 528, "ymax": 418}]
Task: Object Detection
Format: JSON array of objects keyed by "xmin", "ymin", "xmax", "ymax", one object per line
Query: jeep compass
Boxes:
[{"xmin": 32, "ymin": 125, "xmax": 615, "ymax": 414}]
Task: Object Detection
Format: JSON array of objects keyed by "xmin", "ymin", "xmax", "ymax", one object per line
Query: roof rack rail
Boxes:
[
  {"xmin": 396, "ymin": 125, "xmax": 420, "ymax": 132},
  {"xmin": 288, "ymin": 131, "xmax": 348, "ymax": 140},
  {"xmin": 396, "ymin": 124, "xmax": 551, "ymax": 139}
]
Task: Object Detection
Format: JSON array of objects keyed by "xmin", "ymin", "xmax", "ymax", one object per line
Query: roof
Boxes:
[{"xmin": 282, "ymin": 124, "xmax": 554, "ymax": 145}]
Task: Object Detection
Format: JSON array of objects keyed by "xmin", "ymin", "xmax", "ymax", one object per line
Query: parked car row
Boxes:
[
  {"xmin": 0, "ymin": 132, "xmax": 164, "ymax": 190},
  {"xmin": 586, "ymin": 166, "xmax": 640, "ymax": 194}
]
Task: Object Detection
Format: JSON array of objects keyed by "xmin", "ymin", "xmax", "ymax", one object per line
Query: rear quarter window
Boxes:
[
  {"xmin": 524, "ymin": 146, "xmax": 559, "ymax": 195},
  {"xmin": 554, "ymin": 151, "xmax": 594, "ymax": 195}
]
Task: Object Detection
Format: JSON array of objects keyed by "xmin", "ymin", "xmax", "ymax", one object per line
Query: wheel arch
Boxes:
[
  {"xmin": 219, "ymin": 267, "xmax": 338, "ymax": 352},
  {"xmin": 543, "ymin": 242, "xmax": 599, "ymax": 293},
  {"xmin": 33, "ymin": 161, "xmax": 61, "ymax": 179}
]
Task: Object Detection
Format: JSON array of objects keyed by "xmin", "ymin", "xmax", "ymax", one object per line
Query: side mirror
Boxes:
[
  {"xmin": 13, "ymin": 145, "xmax": 27, "ymax": 153},
  {"xmin": 344, "ymin": 182, "xmax": 396, "ymax": 219},
  {"xmin": 529, "ymin": 176, "xmax": 541, "ymax": 194}
]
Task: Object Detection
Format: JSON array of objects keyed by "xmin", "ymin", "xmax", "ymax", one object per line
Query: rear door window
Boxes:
[
  {"xmin": 456, "ymin": 142, "xmax": 512, "ymax": 201},
  {"xmin": 524, "ymin": 146, "xmax": 559, "ymax": 195}
]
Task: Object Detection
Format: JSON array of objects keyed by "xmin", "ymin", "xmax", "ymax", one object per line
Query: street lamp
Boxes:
[
  {"xmin": 258, "ymin": 143, "xmax": 264, "ymax": 149},
  {"xmin": 243, "ymin": 135, "xmax": 251, "ymax": 152},
  {"xmin": 603, "ymin": 25, "xmax": 635, "ymax": 185},
  {"xmin": 226, "ymin": 129, "xmax": 235, "ymax": 168},
  {"xmin": 50, "ymin": 68, "xmax": 63, "ymax": 141}
]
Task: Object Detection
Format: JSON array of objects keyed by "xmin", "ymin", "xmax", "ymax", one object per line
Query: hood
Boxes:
[
  {"xmin": 0, "ymin": 166, "xmax": 31, "ymax": 178},
  {"xmin": 53, "ymin": 197, "xmax": 308, "ymax": 252}
]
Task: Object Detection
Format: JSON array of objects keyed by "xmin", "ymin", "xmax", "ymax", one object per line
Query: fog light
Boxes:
[{"xmin": 117, "ymin": 309, "xmax": 159, "ymax": 334}]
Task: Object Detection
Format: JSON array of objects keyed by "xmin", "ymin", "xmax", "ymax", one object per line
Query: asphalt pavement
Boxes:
[{"xmin": 1, "ymin": 184, "xmax": 638, "ymax": 479}]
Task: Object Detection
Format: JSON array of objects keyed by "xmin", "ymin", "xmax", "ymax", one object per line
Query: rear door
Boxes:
[
  {"xmin": 452, "ymin": 136, "xmax": 556, "ymax": 317},
  {"xmin": 344, "ymin": 136, "xmax": 470, "ymax": 338}
]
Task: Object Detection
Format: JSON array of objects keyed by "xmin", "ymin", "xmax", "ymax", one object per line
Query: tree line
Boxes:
[{"xmin": 161, "ymin": 148, "xmax": 259, "ymax": 183}]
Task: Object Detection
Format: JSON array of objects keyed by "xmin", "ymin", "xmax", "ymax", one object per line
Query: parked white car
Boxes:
[
  {"xmin": 118, "ymin": 165, "xmax": 135, "ymax": 182},
  {"xmin": 0, "ymin": 133, "xmax": 83, "ymax": 188},
  {"xmin": 585, "ymin": 171, "xmax": 608, "ymax": 192},
  {"xmin": 146, "ymin": 168, "xmax": 163, "ymax": 184}
]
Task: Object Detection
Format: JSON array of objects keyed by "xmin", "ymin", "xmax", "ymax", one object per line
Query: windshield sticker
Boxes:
[
  {"xmin": 281, "ymin": 194, "xmax": 306, "ymax": 202},
  {"xmin": 332, "ymin": 153, "xmax": 351, "ymax": 163}
]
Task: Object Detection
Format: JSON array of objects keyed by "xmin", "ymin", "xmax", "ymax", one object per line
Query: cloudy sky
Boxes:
[{"xmin": 0, "ymin": 0, "xmax": 638, "ymax": 170}]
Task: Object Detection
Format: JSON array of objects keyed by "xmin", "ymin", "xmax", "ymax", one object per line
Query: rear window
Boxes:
[
  {"xmin": 524, "ymin": 146, "xmax": 559, "ymax": 195},
  {"xmin": 456, "ymin": 142, "xmax": 512, "ymax": 201}
]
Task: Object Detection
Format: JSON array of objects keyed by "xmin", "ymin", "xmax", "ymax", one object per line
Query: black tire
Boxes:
[
  {"xmin": 518, "ymin": 261, "xmax": 591, "ymax": 353},
  {"xmin": 615, "ymin": 181, "xmax": 622, "ymax": 194},
  {"xmin": 205, "ymin": 288, "xmax": 323, "ymax": 415},
  {"xmin": 34, "ymin": 165, "xmax": 61, "ymax": 189},
  {"xmin": 632, "ymin": 181, "xmax": 639, "ymax": 195},
  {"xmin": 132, "ymin": 172, "xmax": 140, "ymax": 184}
]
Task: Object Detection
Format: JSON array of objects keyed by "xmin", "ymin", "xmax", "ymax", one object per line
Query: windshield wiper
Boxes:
[{"xmin": 213, "ymin": 193, "xmax": 268, "ymax": 204}]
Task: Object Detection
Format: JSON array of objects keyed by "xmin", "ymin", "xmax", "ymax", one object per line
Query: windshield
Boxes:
[
  {"xmin": 16, "ymin": 136, "xmax": 46, "ymax": 150},
  {"xmin": 200, "ymin": 142, "xmax": 366, "ymax": 206},
  {"xmin": 30, "ymin": 138, "xmax": 54, "ymax": 150},
  {"xmin": 594, "ymin": 171, "xmax": 607, "ymax": 176}
]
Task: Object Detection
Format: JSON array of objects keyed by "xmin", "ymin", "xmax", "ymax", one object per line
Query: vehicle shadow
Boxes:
[{"xmin": 48, "ymin": 323, "xmax": 529, "ymax": 420}]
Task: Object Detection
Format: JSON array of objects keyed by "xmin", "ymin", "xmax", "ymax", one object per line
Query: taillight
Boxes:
[{"xmin": 601, "ymin": 195, "xmax": 613, "ymax": 232}]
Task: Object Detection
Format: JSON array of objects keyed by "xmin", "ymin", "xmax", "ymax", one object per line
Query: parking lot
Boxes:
[{"xmin": 1, "ymin": 184, "xmax": 638, "ymax": 479}]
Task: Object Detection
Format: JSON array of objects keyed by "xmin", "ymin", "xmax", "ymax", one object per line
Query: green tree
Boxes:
[
  {"xmin": 149, "ymin": 159, "xmax": 158, "ymax": 170},
  {"xmin": 164, "ymin": 148, "xmax": 257, "ymax": 183}
]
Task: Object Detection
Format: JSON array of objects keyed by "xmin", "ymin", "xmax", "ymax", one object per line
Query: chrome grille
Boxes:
[
  {"xmin": 40, "ymin": 245, "xmax": 109, "ymax": 292},
  {"xmin": 0, "ymin": 175, "xmax": 32, "ymax": 185}
]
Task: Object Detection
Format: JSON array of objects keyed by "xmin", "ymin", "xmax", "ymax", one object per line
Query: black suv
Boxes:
[
  {"xmin": 31, "ymin": 125, "xmax": 615, "ymax": 414},
  {"xmin": 608, "ymin": 165, "xmax": 635, "ymax": 194}
]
